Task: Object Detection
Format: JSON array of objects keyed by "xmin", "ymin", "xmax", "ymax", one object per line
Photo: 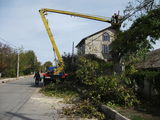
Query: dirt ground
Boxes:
[
  {"xmin": 26, "ymin": 88, "xmax": 96, "ymax": 120},
  {"xmin": 115, "ymin": 106, "xmax": 160, "ymax": 120}
]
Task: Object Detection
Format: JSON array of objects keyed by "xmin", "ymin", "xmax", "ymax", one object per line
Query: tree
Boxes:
[
  {"xmin": 111, "ymin": 8, "xmax": 160, "ymax": 73},
  {"xmin": 0, "ymin": 42, "xmax": 41, "ymax": 77},
  {"xmin": 0, "ymin": 42, "xmax": 17, "ymax": 77},
  {"xmin": 42, "ymin": 61, "xmax": 53, "ymax": 72},
  {"xmin": 20, "ymin": 50, "xmax": 40, "ymax": 75},
  {"xmin": 123, "ymin": 0, "xmax": 159, "ymax": 22}
]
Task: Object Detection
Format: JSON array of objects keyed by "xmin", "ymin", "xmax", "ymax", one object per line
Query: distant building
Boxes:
[
  {"xmin": 76, "ymin": 27, "xmax": 116, "ymax": 61},
  {"xmin": 136, "ymin": 48, "xmax": 160, "ymax": 70},
  {"xmin": 135, "ymin": 49, "xmax": 160, "ymax": 98}
]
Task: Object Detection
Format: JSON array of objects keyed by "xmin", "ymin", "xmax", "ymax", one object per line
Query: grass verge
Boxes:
[
  {"xmin": 40, "ymin": 82, "xmax": 106, "ymax": 119},
  {"xmin": 113, "ymin": 106, "xmax": 160, "ymax": 120},
  {"xmin": 40, "ymin": 82, "xmax": 78, "ymax": 102},
  {"xmin": 62, "ymin": 99, "xmax": 105, "ymax": 120}
]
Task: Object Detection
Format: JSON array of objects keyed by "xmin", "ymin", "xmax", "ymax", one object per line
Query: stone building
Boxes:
[
  {"xmin": 136, "ymin": 48, "xmax": 160, "ymax": 98},
  {"xmin": 76, "ymin": 27, "xmax": 116, "ymax": 61}
]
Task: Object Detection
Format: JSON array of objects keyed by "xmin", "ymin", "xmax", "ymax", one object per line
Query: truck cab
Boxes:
[{"xmin": 42, "ymin": 67, "xmax": 68, "ymax": 85}]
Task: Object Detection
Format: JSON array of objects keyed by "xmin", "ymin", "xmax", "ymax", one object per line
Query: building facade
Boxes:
[{"xmin": 76, "ymin": 27, "xmax": 116, "ymax": 61}]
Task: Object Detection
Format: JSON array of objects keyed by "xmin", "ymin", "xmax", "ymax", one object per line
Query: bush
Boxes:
[
  {"xmin": 76, "ymin": 56, "xmax": 99, "ymax": 85},
  {"xmin": 62, "ymin": 54, "xmax": 138, "ymax": 107},
  {"xmin": 84, "ymin": 75, "xmax": 138, "ymax": 107},
  {"xmin": 3, "ymin": 69, "xmax": 16, "ymax": 77},
  {"xmin": 75, "ymin": 55, "xmax": 113, "ymax": 84},
  {"xmin": 74, "ymin": 56, "xmax": 138, "ymax": 107},
  {"xmin": 129, "ymin": 70, "xmax": 160, "ymax": 105}
]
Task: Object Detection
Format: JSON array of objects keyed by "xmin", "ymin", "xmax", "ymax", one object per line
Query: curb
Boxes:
[
  {"xmin": 75, "ymin": 87, "xmax": 130, "ymax": 120},
  {"xmin": 0, "ymin": 75, "xmax": 33, "ymax": 84},
  {"xmin": 100, "ymin": 104, "xmax": 130, "ymax": 120}
]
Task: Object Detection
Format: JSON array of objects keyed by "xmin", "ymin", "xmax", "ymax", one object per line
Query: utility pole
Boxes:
[
  {"xmin": 17, "ymin": 50, "xmax": 19, "ymax": 78},
  {"xmin": 0, "ymin": 36, "xmax": 20, "ymax": 77},
  {"xmin": 72, "ymin": 42, "xmax": 74, "ymax": 64},
  {"xmin": 72, "ymin": 41, "xmax": 74, "ymax": 56}
]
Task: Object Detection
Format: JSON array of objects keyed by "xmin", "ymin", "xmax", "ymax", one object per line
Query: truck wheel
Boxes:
[{"xmin": 43, "ymin": 77, "xmax": 47, "ymax": 86}]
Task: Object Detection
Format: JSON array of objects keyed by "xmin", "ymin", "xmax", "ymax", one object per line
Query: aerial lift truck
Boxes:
[{"xmin": 39, "ymin": 8, "xmax": 122, "ymax": 85}]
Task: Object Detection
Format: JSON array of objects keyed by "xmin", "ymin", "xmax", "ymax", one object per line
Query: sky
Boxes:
[{"xmin": 0, "ymin": 0, "xmax": 159, "ymax": 64}]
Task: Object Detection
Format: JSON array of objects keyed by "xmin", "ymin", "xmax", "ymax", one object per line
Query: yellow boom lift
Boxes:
[{"xmin": 39, "ymin": 8, "xmax": 122, "ymax": 85}]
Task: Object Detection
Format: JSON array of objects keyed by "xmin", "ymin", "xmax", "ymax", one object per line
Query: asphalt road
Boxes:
[
  {"xmin": 0, "ymin": 77, "xmax": 95, "ymax": 120},
  {"xmin": 0, "ymin": 77, "xmax": 39, "ymax": 120}
]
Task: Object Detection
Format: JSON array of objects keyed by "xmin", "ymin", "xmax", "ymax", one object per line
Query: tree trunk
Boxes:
[{"xmin": 113, "ymin": 58, "xmax": 125, "ymax": 74}]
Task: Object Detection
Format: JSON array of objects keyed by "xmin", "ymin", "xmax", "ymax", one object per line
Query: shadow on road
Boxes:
[
  {"xmin": 6, "ymin": 112, "xmax": 35, "ymax": 120},
  {"xmin": 32, "ymin": 82, "xmax": 43, "ymax": 88},
  {"xmin": 6, "ymin": 81, "xmax": 44, "ymax": 88}
]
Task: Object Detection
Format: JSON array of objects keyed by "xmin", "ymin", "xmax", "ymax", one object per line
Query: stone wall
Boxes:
[{"xmin": 85, "ymin": 29, "xmax": 115, "ymax": 61}]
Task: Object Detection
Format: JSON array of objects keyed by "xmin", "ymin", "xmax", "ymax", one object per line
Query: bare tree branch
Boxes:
[{"xmin": 122, "ymin": 0, "xmax": 159, "ymax": 22}]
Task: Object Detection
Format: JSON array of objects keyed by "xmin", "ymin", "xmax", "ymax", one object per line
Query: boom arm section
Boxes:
[
  {"xmin": 40, "ymin": 8, "xmax": 111, "ymax": 23},
  {"xmin": 39, "ymin": 8, "xmax": 122, "ymax": 74},
  {"xmin": 39, "ymin": 9, "xmax": 64, "ymax": 74}
]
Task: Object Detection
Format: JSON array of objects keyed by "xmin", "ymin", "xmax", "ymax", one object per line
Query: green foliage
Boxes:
[
  {"xmin": 62, "ymin": 54, "xmax": 113, "ymax": 84},
  {"xmin": 62, "ymin": 53, "xmax": 78, "ymax": 74},
  {"xmin": 131, "ymin": 115, "xmax": 147, "ymax": 120},
  {"xmin": 61, "ymin": 9, "xmax": 160, "ymax": 108},
  {"xmin": 3, "ymin": 69, "xmax": 16, "ymax": 77},
  {"xmin": 74, "ymin": 56, "xmax": 138, "ymax": 107},
  {"xmin": 0, "ymin": 42, "xmax": 41, "ymax": 77},
  {"xmin": 0, "ymin": 43, "xmax": 17, "ymax": 77},
  {"xmin": 41, "ymin": 82, "xmax": 78, "ymax": 102},
  {"xmin": 76, "ymin": 56, "xmax": 99, "ymax": 85},
  {"xmin": 131, "ymin": 8, "xmax": 160, "ymax": 41},
  {"xmin": 63, "ymin": 99, "xmax": 105, "ymax": 120},
  {"xmin": 97, "ymin": 76, "xmax": 138, "ymax": 107},
  {"xmin": 111, "ymin": 8, "xmax": 160, "ymax": 69},
  {"xmin": 132, "ymin": 71, "xmax": 160, "ymax": 79},
  {"xmin": 41, "ymin": 61, "xmax": 53, "ymax": 72},
  {"xmin": 106, "ymin": 101, "xmax": 119, "ymax": 109},
  {"xmin": 76, "ymin": 55, "xmax": 113, "ymax": 84},
  {"xmin": 62, "ymin": 54, "xmax": 139, "ymax": 107},
  {"xmin": 129, "ymin": 70, "xmax": 160, "ymax": 103},
  {"xmin": 19, "ymin": 50, "xmax": 40, "ymax": 75}
]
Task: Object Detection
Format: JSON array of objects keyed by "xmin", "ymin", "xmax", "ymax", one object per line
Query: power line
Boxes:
[
  {"xmin": 0, "ymin": 35, "xmax": 20, "ymax": 78},
  {"xmin": 0, "ymin": 35, "xmax": 17, "ymax": 48}
]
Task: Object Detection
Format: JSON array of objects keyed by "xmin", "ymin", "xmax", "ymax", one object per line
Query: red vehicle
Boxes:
[
  {"xmin": 42, "ymin": 67, "xmax": 68, "ymax": 86},
  {"xmin": 39, "ymin": 8, "xmax": 121, "ymax": 86}
]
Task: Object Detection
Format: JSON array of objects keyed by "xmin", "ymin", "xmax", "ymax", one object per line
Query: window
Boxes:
[
  {"xmin": 103, "ymin": 32, "xmax": 110, "ymax": 41},
  {"xmin": 102, "ymin": 45, "xmax": 109, "ymax": 54}
]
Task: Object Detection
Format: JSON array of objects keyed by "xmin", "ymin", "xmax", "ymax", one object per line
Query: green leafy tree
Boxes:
[
  {"xmin": 0, "ymin": 42, "xmax": 40, "ymax": 77},
  {"xmin": 20, "ymin": 50, "xmax": 40, "ymax": 75},
  {"xmin": 111, "ymin": 8, "xmax": 160, "ymax": 72},
  {"xmin": 42, "ymin": 61, "xmax": 53, "ymax": 72},
  {"xmin": 0, "ymin": 42, "xmax": 17, "ymax": 77}
]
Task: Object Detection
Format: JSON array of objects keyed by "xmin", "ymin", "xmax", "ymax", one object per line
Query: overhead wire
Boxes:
[{"xmin": 0, "ymin": 35, "xmax": 17, "ymax": 49}]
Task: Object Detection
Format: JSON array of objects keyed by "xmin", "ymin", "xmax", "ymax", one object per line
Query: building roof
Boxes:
[
  {"xmin": 76, "ymin": 26, "xmax": 114, "ymax": 48},
  {"xmin": 136, "ymin": 48, "xmax": 160, "ymax": 69}
]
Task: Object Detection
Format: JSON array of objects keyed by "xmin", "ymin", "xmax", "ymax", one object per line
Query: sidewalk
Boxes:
[
  {"xmin": 11, "ymin": 88, "xmax": 94, "ymax": 120},
  {"xmin": 11, "ymin": 88, "xmax": 68, "ymax": 120},
  {"xmin": 0, "ymin": 75, "xmax": 33, "ymax": 84}
]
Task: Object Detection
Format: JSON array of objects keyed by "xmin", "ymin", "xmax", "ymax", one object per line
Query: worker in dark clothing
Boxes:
[
  {"xmin": 111, "ymin": 13, "xmax": 119, "ymax": 24},
  {"xmin": 34, "ymin": 71, "xmax": 41, "ymax": 86}
]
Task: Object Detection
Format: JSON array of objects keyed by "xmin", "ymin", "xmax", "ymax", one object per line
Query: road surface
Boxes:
[{"xmin": 0, "ymin": 77, "xmax": 65, "ymax": 120}]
